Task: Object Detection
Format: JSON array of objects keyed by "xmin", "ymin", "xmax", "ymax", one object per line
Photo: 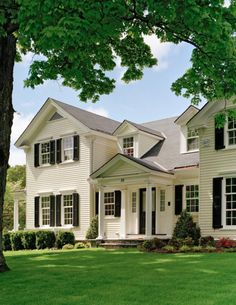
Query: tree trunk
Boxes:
[{"xmin": 0, "ymin": 33, "xmax": 16, "ymax": 272}]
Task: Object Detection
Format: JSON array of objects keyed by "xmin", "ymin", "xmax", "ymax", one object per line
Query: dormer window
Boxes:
[
  {"xmin": 123, "ymin": 137, "xmax": 134, "ymax": 156},
  {"xmin": 187, "ymin": 128, "xmax": 199, "ymax": 151}
]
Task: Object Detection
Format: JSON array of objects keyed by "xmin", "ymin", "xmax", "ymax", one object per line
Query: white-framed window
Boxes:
[
  {"xmin": 63, "ymin": 194, "xmax": 73, "ymax": 225},
  {"xmin": 225, "ymin": 178, "xmax": 236, "ymax": 226},
  {"xmin": 186, "ymin": 185, "xmax": 199, "ymax": 212},
  {"xmin": 104, "ymin": 192, "xmax": 115, "ymax": 216},
  {"xmin": 63, "ymin": 136, "xmax": 73, "ymax": 161},
  {"xmin": 131, "ymin": 192, "xmax": 137, "ymax": 213},
  {"xmin": 187, "ymin": 128, "xmax": 199, "ymax": 151},
  {"xmin": 160, "ymin": 190, "xmax": 165, "ymax": 212},
  {"xmin": 123, "ymin": 137, "xmax": 134, "ymax": 156},
  {"xmin": 41, "ymin": 196, "xmax": 50, "ymax": 226},
  {"xmin": 41, "ymin": 142, "xmax": 50, "ymax": 164},
  {"xmin": 227, "ymin": 117, "xmax": 236, "ymax": 146}
]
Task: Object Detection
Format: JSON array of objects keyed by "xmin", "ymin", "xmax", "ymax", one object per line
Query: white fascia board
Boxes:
[{"xmin": 175, "ymin": 106, "xmax": 199, "ymax": 125}]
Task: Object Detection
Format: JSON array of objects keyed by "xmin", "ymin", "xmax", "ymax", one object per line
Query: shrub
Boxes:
[
  {"xmin": 216, "ymin": 237, "xmax": 236, "ymax": 248},
  {"xmin": 205, "ymin": 246, "xmax": 216, "ymax": 252},
  {"xmin": 169, "ymin": 237, "xmax": 194, "ymax": 249},
  {"xmin": 162, "ymin": 245, "xmax": 176, "ymax": 253},
  {"xmin": 86, "ymin": 216, "xmax": 98, "ymax": 239},
  {"xmin": 3, "ymin": 231, "xmax": 11, "ymax": 251},
  {"xmin": 22, "ymin": 231, "xmax": 36, "ymax": 250},
  {"xmin": 153, "ymin": 238, "xmax": 166, "ymax": 249},
  {"xmin": 62, "ymin": 244, "xmax": 74, "ymax": 250},
  {"xmin": 179, "ymin": 245, "xmax": 191, "ymax": 252},
  {"xmin": 35, "ymin": 231, "xmax": 56, "ymax": 249},
  {"xmin": 173, "ymin": 210, "xmax": 201, "ymax": 244},
  {"xmin": 11, "ymin": 231, "xmax": 24, "ymax": 250},
  {"xmin": 200, "ymin": 236, "xmax": 215, "ymax": 247},
  {"xmin": 74, "ymin": 242, "xmax": 86, "ymax": 249},
  {"xmin": 141, "ymin": 240, "xmax": 155, "ymax": 251},
  {"xmin": 192, "ymin": 246, "xmax": 203, "ymax": 252},
  {"xmin": 56, "ymin": 231, "xmax": 75, "ymax": 249}
]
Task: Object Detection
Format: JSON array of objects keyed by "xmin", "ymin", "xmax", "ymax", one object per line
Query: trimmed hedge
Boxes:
[
  {"xmin": 35, "ymin": 231, "xmax": 56, "ymax": 249},
  {"xmin": 22, "ymin": 231, "xmax": 36, "ymax": 250},
  {"xmin": 3, "ymin": 232, "xmax": 12, "ymax": 251},
  {"xmin": 56, "ymin": 231, "xmax": 75, "ymax": 249},
  {"xmin": 11, "ymin": 232, "xmax": 24, "ymax": 251}
]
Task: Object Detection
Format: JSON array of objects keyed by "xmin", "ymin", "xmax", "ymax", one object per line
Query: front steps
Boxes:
[{"xmin": 98, "ymin": 239, "xmax": 144, "ymax": 249}]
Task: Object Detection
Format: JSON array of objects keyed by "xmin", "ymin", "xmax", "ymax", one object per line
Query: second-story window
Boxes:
[
  {"xmin": 63, "ymin": 136, "xmax": 73, "ymax": 161},
  {"xmin": 227, "ymin": 117, "xmax": 236, "ymax": 146},
  {"xmin": 187, "ymin": 128, "xmax": 199, "ymax": 151},
  {"xmin": 41, "ymin": 142, "xmax": 50, "ymax": 164},
  {"xmin": 123, "ymin": 137, "xmax": 134, "ymax": 156}
]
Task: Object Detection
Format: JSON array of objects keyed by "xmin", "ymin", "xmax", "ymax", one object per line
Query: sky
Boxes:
[{"xmin": 10, "ymin": 35, "xmax": 206, "ymax": 166}]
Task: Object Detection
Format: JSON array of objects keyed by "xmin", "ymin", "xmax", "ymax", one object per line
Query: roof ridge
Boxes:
[{"xmin": 51, "ymin": 98, "xmax": 120, "ymax": 124}]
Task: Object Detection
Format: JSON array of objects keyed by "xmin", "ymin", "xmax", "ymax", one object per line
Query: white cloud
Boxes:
[
  {"xmin": 224, "ymin": 0, "xmax": 231, "ymax": 7},
  {"xmin": 143, "ymin": 35, "xmax": 173, "ymax": 70},
  {"xmin": 9, "ymin": 112, "xmax": 34, "ymax": 166},
  {"xmin": 86, "ymin": 106, "xmax": 109, "ymax": 118}
]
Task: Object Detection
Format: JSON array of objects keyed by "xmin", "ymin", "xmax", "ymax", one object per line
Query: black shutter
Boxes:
[
  {"xmin": 175, "ymin": 185, "xmax": 183, "ymax": 215},
  {"xmin": 114, "ymin": 190, "xmax": 121, "ymax": 217},
  {"xmin": 56, "ymin": 139, "xmax": 62, "ymax": 163},
  {"xmin": 50, "ymin": 140, "xmax": 56, "ymax": 164},
  {"xmin": 213, "ymin": 177, "xmax": 223, "ymax": 229},
  {"xmin": 56, "ymin": 194, "xmax": 62, "ymax": 226},
  {"xmin": 73, "ymin": 135, "xmax": 80, "ymax": 161},
  {"xmin": 50, "ymin": 195, "xmax": 55, "ymax": 227},
  {"xmin": 34, "ymin": 196, "xmax": 40, "ymax": 227},
  {"xmin": 215, "ymin": 119, "xmax": 225, "ymax": 150},
  {"xmin": 73, "ymin": 193, "xmax": 79, "ymax": 226},
  {"xmin": 34, "ymin": 143, "xmax": 40, "ymax": 167},
  {"xmin": 95, "ymin": 192, "xmax": 99, "ymax": 215}
]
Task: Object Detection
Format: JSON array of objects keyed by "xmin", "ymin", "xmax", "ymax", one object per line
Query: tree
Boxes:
[
  {"xmin": 0, "ymin": 0, "xmax": 235, "ymax": 272},
  {"xmin": 3, "ymin": 166, "xmax": 26, "ymax": 231}
]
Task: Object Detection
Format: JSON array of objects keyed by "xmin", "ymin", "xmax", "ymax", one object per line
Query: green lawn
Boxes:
[{"xmin": 1, "ymin": 249, "xmax": 236, "ymax": 305}]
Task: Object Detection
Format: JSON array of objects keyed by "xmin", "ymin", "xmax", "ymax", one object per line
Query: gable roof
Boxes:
[
  {"xmin": 174, "ymin": 105, "xmax": 199, "ymax": 125},
  {"xmin": 113, "ymin": 119, "xmax": 165, "ymax": 138},
  {"xmin": 90, "ymin": 153, "xmax": 173, "ymax": 179},
  {"xmin": 52, "ymin": 99, "xmax": 120, "ymax": 135},
  {"xmin": 15, "ymin": 98, "xmax": 120, "ymax": 147}
]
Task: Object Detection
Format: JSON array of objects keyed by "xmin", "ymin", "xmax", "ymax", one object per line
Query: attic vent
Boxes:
[{"xmin": 49, "ymin": 112, "xmax": 63, "ymax": 121}]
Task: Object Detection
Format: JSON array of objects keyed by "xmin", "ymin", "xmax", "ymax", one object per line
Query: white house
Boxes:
[{"xmin": 15, "ymin": 97, "xmax": 236, "ymax": 240}]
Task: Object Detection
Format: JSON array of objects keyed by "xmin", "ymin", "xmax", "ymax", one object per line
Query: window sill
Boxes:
[
  {"xmin": 223, "ymin": 145, "xmax": 236, "ymax": 151},
  {"xmin": 104, "ymin": 216, "xmax": 116, "ymax": 220},
  {"xmin": 181, "ymin": 149, "xmax": 199, "ymax": 154},
  {"xmin": 60, "ymin": 160, "xmax": 75, "ymax": 166},
  {"xmin": 219, "ymin": 227, "xmax": 236, "ymax": 231}
]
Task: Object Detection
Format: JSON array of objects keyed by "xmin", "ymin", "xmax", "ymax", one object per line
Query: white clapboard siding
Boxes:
[
  {"xmin": 104, "ymin": 218, "xmax": 121, "ymax": 239},
  {"xmin": 199, "ymin": 116, "xmax": 236, "ymax": 238},
  {"xmin": 26, "ymin": 117, "xmax": 91, "ymax": 240},
  {"xmin": 138, "ymin": 133, "xmax": 159, "ymax": 157},
  {"xmin": 92, "ymin": 138, "xmax": 117, "ymax": 172}
]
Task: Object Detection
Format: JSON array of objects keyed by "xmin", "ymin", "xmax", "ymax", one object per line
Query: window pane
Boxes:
[
  {"xmin": 63, "ymin": 195, "xmax": 73, "ymax": 225},
  {"xmin": 186, "ymin": 185, "xmax": 199, "ymax": 212},
  {"xmin": 123, "ymin": 137, "xmax": 134, "ymax": 156},
  {"xmin": 104, "ymin": 192, "xmax": 115, "ymax": 216},
  {"xmin": 41, "ymin": 196, "xmax": 50, "ymax": 225}
]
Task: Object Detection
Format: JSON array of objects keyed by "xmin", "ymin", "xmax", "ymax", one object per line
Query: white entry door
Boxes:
[{"xmin": 157, "ymin": 187, "xmax": 172, "ymax": 235}]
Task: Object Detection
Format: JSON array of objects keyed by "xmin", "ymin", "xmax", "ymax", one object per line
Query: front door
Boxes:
[{"xmin": 139, "ymin": 188, "xmax": 156, "ymax": 234}]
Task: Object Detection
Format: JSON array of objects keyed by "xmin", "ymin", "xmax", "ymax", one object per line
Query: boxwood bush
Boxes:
[
  {"xmin": 11, "ymin": 231, "xmax": 24, "ymax": 250},
  {"xmin": 22, "ymin": 231, "xmax": 36, "ymax": 250},
  {"xmin": 35, "ymin": 231, "xmax": 56, "ymax": 249},
  {"xmin": 3, "ymin": 231, "xmax": 12, "ymax": 251},
  {"xmin": 56, "ymin": 231, "xmax": 75, "ymax": 249},
  {"xmin": 86, "ymin": 216, "xmax": 98, "ymax": 239}
]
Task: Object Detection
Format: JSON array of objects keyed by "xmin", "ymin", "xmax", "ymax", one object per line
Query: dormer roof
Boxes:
[{"xmin": 113, "ymin": 119, "xmax": 165, "ymax": 139}]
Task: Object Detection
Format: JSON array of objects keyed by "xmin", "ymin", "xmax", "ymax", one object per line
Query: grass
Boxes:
[{"xmin": 1, "ymin": 249, "xmax": 236, "ymax": 305}]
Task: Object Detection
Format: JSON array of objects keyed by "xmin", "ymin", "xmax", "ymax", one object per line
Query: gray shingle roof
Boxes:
[
  {"xmin": 141, "ymin": 117, "xmax": 199, "ymax": 171},
  {"xmin": 53, "ymin": 99, "xmax": 120, "ymax": 135}
]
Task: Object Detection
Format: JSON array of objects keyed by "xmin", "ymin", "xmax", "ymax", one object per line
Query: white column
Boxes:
[
  {"xmin": 97, "ymin": 187, "xmax": 104, "ymax": 239},
  {"xmin": 120, "ymin": 190, "xmax": 127, "ymax": 239},
  {"xmin": 13, "ymin": 199, "xmax": 19, "ymax": 231},
  {"xmin": 145, "ymin": 184, "xmax": 152, "ymax": 239}
]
